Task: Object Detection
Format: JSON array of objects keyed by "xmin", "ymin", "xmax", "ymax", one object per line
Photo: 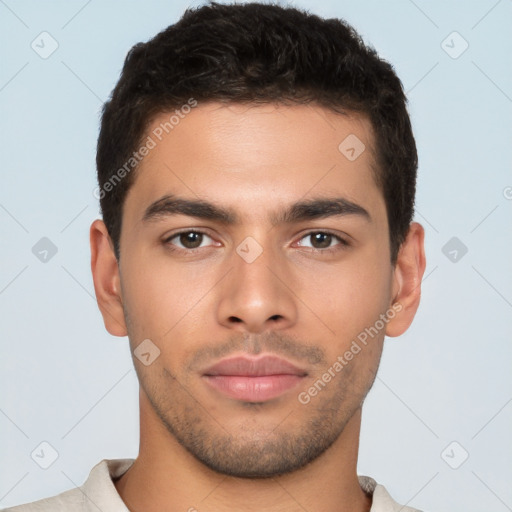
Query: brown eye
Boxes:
[
  {"xmin": 178, "ymin": 232, "xmax": 203, "ymax": 249},
  {"xmin": 297, "ymin": 231, "xmax": 349, "ymax": 252},
  {"xmin": 310, "ymin": 232, "xmax": 333, "ymax": 249},
  {"xmin": 164, "ymin": 230, "xmax": 213, "ymax": 251}
]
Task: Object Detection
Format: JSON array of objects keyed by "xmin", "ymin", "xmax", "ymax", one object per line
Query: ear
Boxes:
[
  {"xmin": 385, "ymin": 222, "xmax": 426, "ymax": 337},
  {"xmin": 90, "ymin": 219, "xmax": 127, "ymax": 337}
]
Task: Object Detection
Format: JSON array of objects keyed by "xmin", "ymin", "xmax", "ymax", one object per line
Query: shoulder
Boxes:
[
  {"xmin": 1, "ymin": 459, "xmax": 135, "ymax": 512},
  {"xmin": 1, "ymin": 487, "xmax": 85, "ymax": 512},
  {"xmin": 359, "ymin": 476, "xmax": 424, "ymax": 512}
]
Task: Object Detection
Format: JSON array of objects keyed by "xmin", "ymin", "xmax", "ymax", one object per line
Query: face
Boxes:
[{"xmin": 92, "ymin": 102, "xmax": 424, "ymax": 478}]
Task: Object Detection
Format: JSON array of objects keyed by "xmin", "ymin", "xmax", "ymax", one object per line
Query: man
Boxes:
[{"xmin": 4, "ymin": 2, "xmax": 426, "ymax": 511}]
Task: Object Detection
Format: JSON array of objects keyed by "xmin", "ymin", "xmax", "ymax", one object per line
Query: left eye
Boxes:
[{"xmin": 296, "ymin": 232, "xmax": 348, "ymax": 251}]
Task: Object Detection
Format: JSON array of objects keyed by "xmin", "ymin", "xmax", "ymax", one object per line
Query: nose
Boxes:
[{"xmin": 216, "ymin": 238, "xmax": 298, "ymax": 334}]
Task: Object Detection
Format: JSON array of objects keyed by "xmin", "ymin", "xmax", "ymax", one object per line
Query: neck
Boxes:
[{"xmin": 114, "ymin": 389, "xmax": 371, "ymax": 512}]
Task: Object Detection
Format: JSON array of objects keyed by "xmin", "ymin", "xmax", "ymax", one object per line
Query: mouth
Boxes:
[{"xmin": 202, "ymin": 355, "xmax": 308, "ymax": 403}]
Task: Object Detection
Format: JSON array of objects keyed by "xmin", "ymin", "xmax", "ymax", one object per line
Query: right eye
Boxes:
[{"xmin": 163, "ymin": 230, "xmax": 217, "ymax": 253}]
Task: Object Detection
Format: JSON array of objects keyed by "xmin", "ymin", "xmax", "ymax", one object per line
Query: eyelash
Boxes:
[{"xmin": 162, "ymin": 229, "xmax": 350, "ymax": 255}]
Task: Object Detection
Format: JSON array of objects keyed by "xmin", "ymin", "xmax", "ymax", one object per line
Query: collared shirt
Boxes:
[{"xmin": 1, "ymin": 459, "xmax": 422, "ymax": 512}]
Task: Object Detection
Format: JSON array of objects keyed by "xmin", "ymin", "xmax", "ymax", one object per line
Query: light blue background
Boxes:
[{"xmin": 1, "ymin": 1, "xmax": 511, "ymax": 511}]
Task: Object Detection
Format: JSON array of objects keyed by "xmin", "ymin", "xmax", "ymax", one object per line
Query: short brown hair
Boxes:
[{"xmin": 96, "ymin": 1, "xmax": 417, "ymax": 264}]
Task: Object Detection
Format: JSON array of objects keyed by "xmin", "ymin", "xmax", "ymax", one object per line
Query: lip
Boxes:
[{"xmin": 202, "ymin": 355, "xmax": 307, "ymax": 402}]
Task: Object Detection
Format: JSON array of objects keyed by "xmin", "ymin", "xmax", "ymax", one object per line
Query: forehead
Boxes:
[{"xmin": 124, "ymin": 102, "xmax": 385, "ymax": 226}]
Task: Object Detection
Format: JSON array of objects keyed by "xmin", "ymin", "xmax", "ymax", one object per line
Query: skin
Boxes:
[{"xmin": 90, "ymin": 102, "xmax": 426, "ymax": 512}]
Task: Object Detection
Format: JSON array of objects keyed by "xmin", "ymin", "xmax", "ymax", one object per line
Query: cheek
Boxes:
[
  {"xmin": 121, "ymin": 251, "xmax": 217, "ymax": 344},
  {"xmin": 301, "ymin": 250, "xmax": 392, "ymax": 353},
  {"xmin": 120, "ymin": 252, "xmax": 174, "ymax": 339}
]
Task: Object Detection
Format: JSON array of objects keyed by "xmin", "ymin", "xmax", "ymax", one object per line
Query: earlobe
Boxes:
[
  {"xmin": 90, "ymin": 219, "xmax": 128, "ymax": 337},
  {"xmin": 385, "ymin": 222, "xmax": 426, "ymax": 338}
]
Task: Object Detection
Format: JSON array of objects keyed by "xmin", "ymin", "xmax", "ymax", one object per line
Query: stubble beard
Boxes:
[{"xmin": 139, "ymin": 359, "xmax": 377, "ymax": 479}]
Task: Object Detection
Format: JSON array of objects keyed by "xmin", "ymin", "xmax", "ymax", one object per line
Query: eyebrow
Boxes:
[{"xmin": 142, "ymin": 194, "xmax": 371, "ymax": 226}]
